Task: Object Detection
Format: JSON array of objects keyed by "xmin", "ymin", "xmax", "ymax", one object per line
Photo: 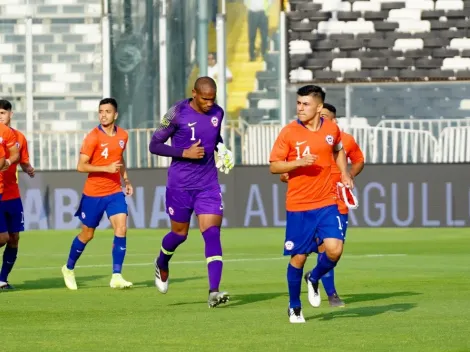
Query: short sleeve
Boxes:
[
  {"xmin": 347, "ymin": 136, "xmax": 365, "ymax": 164},
  {"xmin": 80, "ymin": 131, "xmax": 98, "ymax": 157},
  {"xmin": 269, "ymin": 126, "xmax": 291, "ymax": 162},
  {"xmin": 4, "ymin": 127, "xmax": 17, "ymax": 149},
  {"xmin": 19, "ymin": 133, "xmax": 30, "ymax": 163},
  {"xmin": 333, "ymin": 124, "xmax": 343, "ymax": 152}
]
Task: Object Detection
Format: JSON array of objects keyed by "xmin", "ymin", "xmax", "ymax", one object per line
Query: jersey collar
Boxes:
[
  {"xmin": 98, "ymin": 124, "xmax": 117, "ymax": 134},
  {"xmin": 296, "ymin": 117, "xmax": 324, "ymax": 129}
]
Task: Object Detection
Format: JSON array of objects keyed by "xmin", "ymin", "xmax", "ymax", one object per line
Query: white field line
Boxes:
[{"xmin": 15, "ymin": 254, "xmax": 407, "ymax": 271}]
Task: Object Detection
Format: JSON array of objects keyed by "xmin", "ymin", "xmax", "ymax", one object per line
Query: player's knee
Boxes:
[
  {"xmin": 325, "ymin": 246, "xmax": 343, "ymax": 262},
  {"xmin": 0, "ymin": 232, "xmax": 9, "ymax": 245},
  {"xmin": 171, "ymin": 221, "xmax": 190, "ymax": 236},
  {"xmin": 290, "ymin": 254, "xmax": 307, "ymax": 268},
  {"xmin": 7, "ymin": 233, "xmax": 19, "ymax": 247},
  {"xmin": 79, "ymin": 227, "xmax": 95, "ymax": 243},
  {"xmin": 114, "ymin": 225, "xmax": 127, "ymax": 237}
]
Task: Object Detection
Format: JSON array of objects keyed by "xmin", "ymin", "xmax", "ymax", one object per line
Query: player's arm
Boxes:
[
  {"xmin": 269, "ymin": 128, "xmax": 314, "ymax": 174},
  {"xmin": 77, "ymin": 153, "xmax": 119, "ymax": 173},
  {"xmin": 19, "ymin": 136, "xmax": 35, "ymax": 177},
  {"xmin": 119, "ymin": 156, "xmax": 133, "ymax": 196},
  {"xmin": 0, "ymin": 146, "xmax": 5, "ymax": 170},
  {"xmin": 149, "ymin": 106, "xmax": 185, "ymax": 158},
  {"xmin": 1, "ymin": 128, "xmax": 19, "ymax": 170},
  {"xmin": 348, "ymin": 139, "xmax": 365, "ymax": 178},
  {"xmin": 333, "ymin": 134, "xmax": 354, "ymax": 188}
]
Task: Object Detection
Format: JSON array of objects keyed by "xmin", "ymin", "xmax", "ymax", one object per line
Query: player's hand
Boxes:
[
  {"xmin": 25, "ymin": 165, "xmax": 35, "ymax": 178},
  {"xmin": 106, "ymin": 161, "xmax": 122, "ymax": 173},
  {"xmin": 280, "ymin": 173, "xmax": 289, "ymax": 183},
  {"xmin": 216, "ymin": 143, "xmax": 234, "ymax": 174},
  {"xmin": 0, "ymin": 160, "xmax": 11, "ymax": 171},
  {"xmin": 296, "ymin": 154, "xmax": 317, "ymax": 167},
  {"xmin": 341, "ymin": 172, "xmax": 354, "ymax": 189},
  {"xmin": 124, "ymin": 181, "xmax": 133, "ymax": 196},
  {"xmin": 183, "ymin": 139, "xmax": 205, "ymax": 159}
]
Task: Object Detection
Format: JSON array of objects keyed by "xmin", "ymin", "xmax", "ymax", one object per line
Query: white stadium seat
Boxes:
[
  {"xmin": 405, "ymin": 0, "xmax": 434, "ymax": 10},
  {"xmin": 289, "ymin": 40, "xmax": 312, "ymax": 55},
  {"xmin": 318, "ymin": 21, "xmax": 346, "ymax": 35},
  {"xmin": 393, "ymin": 38, "xmax": 424, "ymax": 51},
  {"xmin": 388, "ymin": 8, "xmax": 422, "ymax": 22},
  {"xmin": 344, "ymin": 21, "xmax": 375, "ymax": 35},
  {"xmin": 442, "ymin": 57, "xmax": 470, "ymax": 71},
  {"xmin": 435, "ymin": 0, "xmax": 464, "ymax": 11},
  {"xmin": 449, "ymin": 38, "xmax": 470, "ymax": 51},
  {"xmin": 332, "ymin": 58, "xmax": 361, "ymax": 73},
  {"xmin": 397, "ymin": 20, "xmax": 431, "ymax": 34},
  {"xmin": 353, "ymin": 1, "xmax": 381, "ymax": 12},
  {"xmin": 322, "ymin": 1, "xmax": 351, "ymax": 12}
]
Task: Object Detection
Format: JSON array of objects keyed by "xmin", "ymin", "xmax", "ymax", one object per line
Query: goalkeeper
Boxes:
[{"xmin": 148, "ymin": 76, "xmax": 234, "ymax": 308}]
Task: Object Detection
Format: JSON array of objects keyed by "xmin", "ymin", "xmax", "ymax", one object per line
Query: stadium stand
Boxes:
[{"xmin": 0, "ymin": 0, "xmax": 103, "ymax": 132}]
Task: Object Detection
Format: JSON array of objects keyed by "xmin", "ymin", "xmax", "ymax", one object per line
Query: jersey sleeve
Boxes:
[
  {"xmin": 149, "ymin": 102, "xmax": 185, "ymax": 157},
  {"xmin": 4, "ymin": 127, "xmax": 17, "ymax": 149},
  {"xmin": 0, "ymin": 144, "xmax": 5, "ymax": 159},
  {"xmin": 80, "ymin": 131, "xmax": 98, "ymax": 157},
  {"xmin": 347, "ymin": 136, "xmax": 365, "ymax": 164},
  {"xmin": 269, "ymin": 127, "xmax": 291, "ymax": 162},
  {"xmin": 333, "ymin": 124, "xmax": 343, "ymax": 152},
  {"xmin": 19, "ymin": 133, "xmax": 30, "ymax": 163}
]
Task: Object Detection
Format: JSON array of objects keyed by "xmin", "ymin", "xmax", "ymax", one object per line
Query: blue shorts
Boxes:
[
  {"xmin": 74, "ymin": 192, "xmax": 128, "ymax": 228},
  {"xmin": 340, "ymin": 213, "xmax": 349, "ymax": 239},
  {"xmin": 284, "ymin": 205, "xmax": 344, "ymax": 256},
  {"xmin": 0, "ymin": 198, "xmax": 24, "ymax": 233}
]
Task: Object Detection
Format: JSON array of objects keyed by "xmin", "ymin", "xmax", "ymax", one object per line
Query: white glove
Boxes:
[
  {"xmin": 337, "ymin": 182, "xmax": 359, "ymax": 209},
  {"xmin": 216, "ymin": 143, "xmax": 234, "ymax": 174}
]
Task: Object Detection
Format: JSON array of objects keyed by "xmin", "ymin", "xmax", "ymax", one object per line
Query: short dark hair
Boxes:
[
  {"xmin": 323, "ymin": 103, "xmax": 336, "ymax": 115},
  {"xmin": 297, "ymin": 85, "xmax": 325, "ymax": 102},
  {"xmin": 209, "ymin": 52, "xmax": 217, "ymax": 61},
  {"xmin": 194, "ymin": 76, "xmax": 217, "ymax": 91},
  {"xmin": 0, "ymin": 99, "xmax": 12, "ymax": 111},
  {"xmin": 99, "ymin": 97, "xmax": 118, "ymax": 111}
]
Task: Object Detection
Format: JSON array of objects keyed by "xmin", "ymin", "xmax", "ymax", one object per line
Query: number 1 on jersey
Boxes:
[
  {"xmin": 101, "ymin": 147, "xmax": 109, "ymax": 159},
  {"xmin": 190, "ymin": 126, "xmax": 196, "ymax": 141},
  {"xmin": 295, "ymin": 145, "xmax": 310, "ymax": 159}
]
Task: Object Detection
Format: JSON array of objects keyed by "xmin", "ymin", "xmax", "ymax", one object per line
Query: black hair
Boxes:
[
  {"xmin": 323, "ymin": 103, "xmax": 336, "ymax": 115},
  {"xmin": 0, "ymin": 99, "xmax": 12, "ymax": 111},
  {"xmin": 296, "ymin": 85, "xmax": 325, "ymax": 102},
  {"xmin": 194, "ymin": 76, "xmax": 217, "ymax": 91},
  {"xmin": 99, "ymin": 97, "xmax": 118, "ymax": 111}
]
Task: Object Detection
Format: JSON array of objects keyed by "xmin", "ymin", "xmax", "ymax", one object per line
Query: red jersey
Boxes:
[
  {"xmin": 331, "ymin": 131, "xmax": 364, "ymax": 214},
  {"xmin": 3, "ymin": 129, "xmax": 30, "ymax": 201},
  {"xmin": 80, "ymin": 125, "xmax": 128, "ymax": 197},
  {"xmin": 0, "ymin": 124, "xmax": 18, "ymax": 195},
  {"xmin": 270, "ymin": 119, "xmax": 342, "ymax": 212}
]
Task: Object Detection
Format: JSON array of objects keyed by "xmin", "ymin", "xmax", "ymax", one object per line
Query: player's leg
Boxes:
[
  {"xmin": 195, "ymin": 188, "xmax": 229, "ymax": 308},
  {"xmin": 306, "ymin": 205, "xmax": 344, "ymax": 307},
  {"xmin": 284, "ymin": 210, "xmax": 318, "ymax": 323},
  {"xmin": 154, "ymin": 188, "xmax": 192, "ymax": 293},
  {"xmin": 106, "ymin": 192, "xmax": 132, "ymax": 289},
  {"xmin": 0, "ymin": 199, "xmax": 11, "ymax": 288},
  {"xmin": 0, "ymin": 198, "xmax": 24, "ymax": 289},
  {"xmin": 62, "ymin": 195, "xmax": 102, "ymax": 290}
]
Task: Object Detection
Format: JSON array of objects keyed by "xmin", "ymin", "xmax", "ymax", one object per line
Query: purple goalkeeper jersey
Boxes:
[{"xmin": 149, "ymin": 99, "xmax": 224, "ymax": 190}]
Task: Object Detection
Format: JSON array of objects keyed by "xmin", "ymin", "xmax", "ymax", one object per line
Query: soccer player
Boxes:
[
  {"xmin": 304, "ymin": 103, "xmax": 365, "ymax": 307},
  {"xmin": 269, "ymin": 85, "xmax": 353, "ymax": 323},
  {"xmin": 0, "ymin": 114, "xmax": 19, "ymax": 274},
  {"xmin": 149, "ymin": 76, "xmax": 234, "ymax": 308},
  {"xmin": 61, "ymin": 98, "xmax": 134, "ymax": 290},
  {"xmin": 0, "ymin": 100, "xmax": 35, "ymax": 290}
]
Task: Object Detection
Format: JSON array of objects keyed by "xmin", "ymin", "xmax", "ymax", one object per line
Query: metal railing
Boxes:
[{"xmin": 26, "ymin": 119, "xmax": 469, "ymax": 170}]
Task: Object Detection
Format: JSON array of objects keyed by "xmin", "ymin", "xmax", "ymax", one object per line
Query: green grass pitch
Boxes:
[{"xmin": 2, "ymin": 228, "xmax": 470, "ymax": 352}]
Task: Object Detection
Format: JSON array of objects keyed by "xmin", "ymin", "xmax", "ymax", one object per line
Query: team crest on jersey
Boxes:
[
  {"xmin": 15, "ymin": 142, "xmax": 20, "ymax": 149},
  {"xmin": 168, "ymin": 207, "xmax": 174, "ymax": 215},
  {"xmin": 325, "ymin": 135, "xmax": 334, "ymax": 145},
  {"xmin": 119, "ymin": 140, "xmax": 125, "ymax": 149},
  {"xmin": 211, "ymin": 117, "xmax": 219, "ymax": 127}
]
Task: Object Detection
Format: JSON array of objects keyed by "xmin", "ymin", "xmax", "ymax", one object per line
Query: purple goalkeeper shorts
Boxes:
[{"xmin": 165, "ymin": 186, "xmax": 223, "ymax": 223}]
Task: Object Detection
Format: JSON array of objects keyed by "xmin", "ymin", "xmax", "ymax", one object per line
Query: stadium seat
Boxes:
[{"xmin": 331, "ymin": 58, "xmax": 361, "ymax": 73}]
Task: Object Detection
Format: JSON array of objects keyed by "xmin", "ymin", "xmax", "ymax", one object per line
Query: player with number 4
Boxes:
[
  {"xmin": 269, "ymin": 85, "xmax": 354, "ymax": 323},
  {"xmin": 62, "ymin": 98, "xmax": 134, "ymax": 290},
  {"xmin": 149, "ymin": 77, "xmax": 234, "ymax": 308}
]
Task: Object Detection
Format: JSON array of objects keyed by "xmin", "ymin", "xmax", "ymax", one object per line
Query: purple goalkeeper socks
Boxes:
[
  {"xmin": 156, "ymin": 232, "xmax": 187, "ymax": 271},
  {"xmin": 202, "ymin": 226, "xmax": 223, "ymax": 292}
]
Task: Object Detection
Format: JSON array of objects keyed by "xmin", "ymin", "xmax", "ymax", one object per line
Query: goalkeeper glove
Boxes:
[
  {"xmin": 337, "ymin": 182, "xmax": 359, "ymax": 209},
  {"xmin": 216, "ymin": 143, "xmax": 234, "ymax": 174}
]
